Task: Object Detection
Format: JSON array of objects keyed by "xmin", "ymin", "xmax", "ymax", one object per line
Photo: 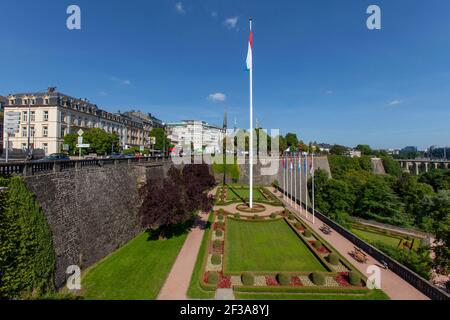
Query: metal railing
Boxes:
[
  {"xmin": 275, "ymin": 184, "xmax": 450, "ymax": 300},
  {"xmin": 0, "ymin": 156, "xmax": 170, "ymax": 177}
]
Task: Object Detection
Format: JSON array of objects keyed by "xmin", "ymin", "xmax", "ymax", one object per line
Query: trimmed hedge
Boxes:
[
  {"xmin": 349, "ymin": 271, "xmax": 362, "ymax": 286},
  {"xmin": 211, "ymin": 254, "xmax": 221, "ymax": 265},
  {"xmin": 270, "ymin": 213, "xmax": 277, "ymax": 219},
  {"xmin": 234, "ymin": 213, "xmax": 241, "ymax": 219},
  {"xmin": 241, "ymin": 272, "xmax": 255, "ymax": 286},
  {"xmin": 207, "ymin": 272, "xmax": 218, "ymax": 285},
  {"xmin": 216, "ymin": 221, "xmax": 225, "ymax": 229},
  {"xmin": 314, "ymin": 240, "xmax": 322, "ymax": 249},
  {"xmin": 327, "ymin": 253, "xmax": 339, "ymax": 266},
  {"xmin": 213, "ymin": 240, "xmax": 222, "ymax": 249},
  {"xmin": 215, "ymin": 230, "xmax": 223, "ymax": 237},
  {"xmin": 288, "ymin": 214, "xmax": 295, "ymax": 220},
  {"xmin": 304, "ymin": 229, "xmax": 312, "ymax": 238},
  {"xmin": 276, "ymin": 273, "xmax": 290, "ymax": 286},
  {"xmin": 310, "ymin": 272, "xmax": 325, "ymax": 285},
  {"xmin": 218, "ymin": 214, "xmax": 224, "ymax": 221}
]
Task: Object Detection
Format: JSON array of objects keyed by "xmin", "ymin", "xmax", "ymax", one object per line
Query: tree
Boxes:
[
  {"xmin": 423, "ymin": 190, "xmax": 450, "ymax": 274},
  {"xmin": 149, "ymin": 128, "xmax": 172, "ymax": 152},
  {"xmin": 382, "ymin": 156, "xmax": 403, "ymax": 177},
  {"xmin": 355, "ymin": 144, "xmax": 373, "ymax": 156},
  {"xmin": 330, "ymin": 144, "xmax": 348, "ymax": 156},
  {"xmin": 355, "ymin": 175, "xmax": 407, "ymax": 225},
  {"xmin": 285, "ymin": 133, "xmax": 298, "ymax": 151},
  {"xmin": 140, "ymin": 164, "xmax": 215, "ymax": 236},
  {"xmin": 63, "ymin": 128, "xmax": 119, "ymax": 156},
  {"xmin": 419, "ymin": 169, "xmax": 450, "ymax": 192}
]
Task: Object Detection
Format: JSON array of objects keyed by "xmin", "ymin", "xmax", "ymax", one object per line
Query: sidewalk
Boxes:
[{"xmin": 270, "ymin": 187, "xmax": 429, "ymax": 300}]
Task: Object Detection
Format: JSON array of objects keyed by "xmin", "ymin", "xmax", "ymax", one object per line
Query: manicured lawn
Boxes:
[
  {"xmin": 187, "ymin": 213, "xmax": 215, "ymax": 299},
  {"xmin": 227, "ymin": 186, "xmax": 266, "ymax": 201},
  {"xmin": 81, "ymin": 232, "xmax": 187, "ymax": 300},
  {"xmin": 235, "ymin": 289, "xmax": 390, "ymax": 300},
  {"xmin": 225, "ymin": 219, "xmax": 327, "ymax": 273},
  {"xmin": 351, "ymin": 227, "xmax": 420, "ymax": 250}
]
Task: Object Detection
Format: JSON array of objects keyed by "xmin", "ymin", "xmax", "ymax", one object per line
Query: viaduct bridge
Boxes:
[{"xmin": 396, "ymin": 159, "xmax": 449, "ymax": 175}]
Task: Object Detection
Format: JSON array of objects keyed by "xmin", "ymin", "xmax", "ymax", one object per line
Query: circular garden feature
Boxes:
[{"xmin": 236, "ymin": 203, "xmax": 266, "ymax": 213}]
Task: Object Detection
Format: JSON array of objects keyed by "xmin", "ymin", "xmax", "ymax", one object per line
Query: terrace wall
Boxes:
[{"xmin": 24, "ymin": 162, "xmax": 170, "ymax": 288}]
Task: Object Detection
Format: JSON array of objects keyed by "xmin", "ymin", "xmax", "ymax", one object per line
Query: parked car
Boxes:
[
  {"xmin": 106, "ymin": 153, "xmax": 125, "ymax": 159},
  {"xmin": 36, "ymin": 153, "xmax": 70, "ymax": 162}
]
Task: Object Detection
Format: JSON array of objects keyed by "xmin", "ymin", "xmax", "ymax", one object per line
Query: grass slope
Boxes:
[
  {"xmin": 225, "ymin": 219, "xmax": 326, "ymax": 273},
  {"xmin": 227, "ymin": 187, "xmax": 265, "ymax": 201},
  {"xmin": 351, "ymin": 228, "xmax": 419, "ymax": 250},
  {"xmin": 81, "ymin": 232, "xmax": 187, "ymax": 300}
]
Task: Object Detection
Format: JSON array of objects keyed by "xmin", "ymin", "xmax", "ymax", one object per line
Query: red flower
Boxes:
[
  {"xmin": 218, "ymin": 274, "xmax": 232, "ymax": 288},
  {"xmin": 290, "ymin": 276, "xmax": 303, "ymax": 286},
  {"xmin": 335, "ymin": 272, "xmax": 351, "ymax": 287},
  {"xmin": 203, "ymin": 272, "xmax": 209, "ymax": 283},
  {"xmin": 266, "ymin": 276, "xmax": 279, "ymax": 286}
]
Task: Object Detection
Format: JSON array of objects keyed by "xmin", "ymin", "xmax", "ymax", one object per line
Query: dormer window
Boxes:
[
  {"xmin": 9, "ymin": 99, "xmax": 15, "ymax": 105},
  {"xmin": 23, "ymin": 99, "xmax": 29, "ymax": 105},
  {"xmin": 44, "ymin": 98, "xmax": 49, "ymax": 105},
  {"xmin": 31, "ymin": 99, "xmax": 36, "ymax": 105}
]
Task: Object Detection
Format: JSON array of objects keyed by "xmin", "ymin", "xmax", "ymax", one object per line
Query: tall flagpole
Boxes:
[
  {"xmin": 305, "ymin": 154, "xmax": 308, "ymax": 219},
  {"xmin": 290, "ymin": 153, "xmax": 293, "ymax": 205},
  {"xmin": 294, "ymin": 152, "xmax": 297, "ymax": 209},
  {"xmin": 249, "ymin": 18, "xmax": 254, "ymax": 209},
  {"xmin": 282, "ymin": 155, "xmax": 285, "ymax": 200},
  {"xmin": 299, "ymin": 152, "xmax": 302, "ymax": 214},
  {"xmin": 312, "ymin": 152, "xmax": 315, "ymax": 224}
]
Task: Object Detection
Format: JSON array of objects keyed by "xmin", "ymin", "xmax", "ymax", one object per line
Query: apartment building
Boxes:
[
  {"xmin": 166, "ymin": 120, "xmax": 224, "ymax": 154},
  {"xmin": 3, "ymin": 88, "xmax": 161, "ymax": 155}
]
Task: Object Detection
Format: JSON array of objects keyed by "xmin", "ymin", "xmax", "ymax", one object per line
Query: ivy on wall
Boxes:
[{"xmin": 0, "ymin": 176, "xmax": 56, "ymax": 299}]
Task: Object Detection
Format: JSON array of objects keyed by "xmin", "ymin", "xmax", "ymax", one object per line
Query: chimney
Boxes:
[{"xmin": 48, "ymin": 87, "xmax": 56, "ymax": 93}]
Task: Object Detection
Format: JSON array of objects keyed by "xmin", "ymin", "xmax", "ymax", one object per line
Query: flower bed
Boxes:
[
  {"xmin": 290, "ymin": 276, "xmax": 303, "ymax": 286},
  {"xmin": 335, "ymin": 272, "xmax": 351, "ymax": 287},
  {"xmin": 218, "ymin": 272, "xmax": 232, "ymax": 289},
  {"xmin": 265, "ymin": 276, "xmax": 279, "ymax": 286}
]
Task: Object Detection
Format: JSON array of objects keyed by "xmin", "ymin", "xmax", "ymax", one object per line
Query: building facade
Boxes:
[
  {"xmin": 166, "ymin": 120, "xmax": 224, "ymax": 154},
  {"xmin": 3, "ymin": 88, "xmax": 162, "ymax": 156},
  {"xmin": 0, "ymin": 96, "xmax": 6, "ymax": 152}
]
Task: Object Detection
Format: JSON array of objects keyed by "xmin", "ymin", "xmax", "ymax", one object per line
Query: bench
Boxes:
[
  {"xmin": 352, "ymin": 247, "xmax": 368, "ymax": 263},
  {"xmin": 320, "ymin": 224, "xmax": 332, "ymax": 235}
]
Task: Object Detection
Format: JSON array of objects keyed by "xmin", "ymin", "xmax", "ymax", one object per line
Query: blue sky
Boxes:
[{"xmin": 1, "ymin": 0, "xmax": 449, "ymax": 150}]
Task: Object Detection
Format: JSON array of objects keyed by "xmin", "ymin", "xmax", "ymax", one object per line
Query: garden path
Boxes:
[{"xmin": 268, "ymin": 187, "xmax": 429, "ymax": 300}]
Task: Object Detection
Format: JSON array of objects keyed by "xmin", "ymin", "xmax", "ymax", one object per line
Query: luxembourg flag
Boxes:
[{"xmin": 246, "ymin": 28, "xmax": 253, "ymax": 71}]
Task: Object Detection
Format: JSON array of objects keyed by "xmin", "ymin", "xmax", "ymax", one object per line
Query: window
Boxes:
[
  {"xmin": 60, "ymin": 112, "xmax": 65, "ymax": 123},
  {"xmin": 22, "ymin": 111, "xmax": 28, "ymax": 122},
  {"xmin": 23, "ymin": 99, "xmax": 29, "ymax": 105},
  {"xmin": 31, "ymin": 99, "xmax": 36, "ymax": 105},
  {"xmin": 60, "ymin": 127, "xmax": 65, "ymax": 138},
  {"xmin": 43, "ymin": 143, "xmax": 48, "ymax": 155},
  {"xmin": 43, "ymin": 126, "xmax": 48, "ymax": 137},
  {"xmin": 21, "ymin": 143, "xmax": 27, "ymax": 151},
  {"xmin": 44, "ymin": 98, "xmax": 49, "ymax": 105},
  {"xmin": 30, "ymin": 126, "xmax": 35, "ymax": 137},
  {"xmin": 43, "ymin": 111, "xmax": 49, "ymax": 121},
  {"xmin": 9, "ymin": 99, "xmax": 15, "ymax": 105},
  {"xmin": 22, "ymin": 126, "xmax": 27, "ymax": 137},
  {"xmin": 30, "ymin": 111, "xmax": 35, "ymax": 122}
]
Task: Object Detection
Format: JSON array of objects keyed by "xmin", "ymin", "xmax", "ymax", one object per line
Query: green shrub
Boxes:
[
  {"xmin": 241, "ymin": 272, "xmax": 254, "ymax": 286},
  {"xmin": 207, "ymin": 272, "xmax": 218, "ymax": 285},
  {"xmin": 294, "ymin": 222, "xmax": 302, "ymax": 229},
  {"xmin": 218, "ymin": 214, "xmax": 224, "ymax": 221},
  {"xmin": 0, "ymin": 176, "xmax": 56, "ymax": 299},
  {"xmin": 310, "ymin": 272, "xmax": 325, "ymax": 285},
  {"xmin": 216, "ymin": 221, "xmax": 224, "ymax": 229},
  {"xmin": 211, "ymin": 254, "xmax": 221, "ymax": 265},
  {"xmin": 276, "ymin": 273, "xmax": 290, "ymax": 286},
  {"xmin": 234, "ymin": 213, "xmax": 240, "ymax": 219},
  {"xmin": 219, "ymin": 208, "xmax": 225, "ymax": 214},
  {"xmin": 288, "ymin": 214, "xmax": 295, "ymax": 220},
  {"xmin": 215, "ymin": 230, "xmax": 223, "ymax": 237},
  {"xmin": 270, "ymin": 213, "xmax": 277, "ymax": 219},
  {"xmin": 272, "ymin": 180, "xmax": 279, "ymax": 187},
  {"xmin": 213, "ymin": 240, "xmax": 222, "ymax": 249},
  {"xmin": 314, "ymin": 240, "xmax": 322, "ymax": 249},
  {"xmin": 327, "ymin": 253, "xmax": 339, "ymax": 265},
  {"xmin": 252, "ymin": 214, "xmax": 261, "ymax": 220},
  {"xmin": 304, "ymin": 229, "xmax": 312, "ymax": 237},
  {"xmin": 348, "ymin": 271, "xmax": 361, "ymax": 286}
]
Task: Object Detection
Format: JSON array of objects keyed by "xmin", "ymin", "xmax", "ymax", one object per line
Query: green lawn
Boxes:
[
  {"xmin": 235, "ymin": 289, "xmax": 390, "ymax": 300},
  {"xmin": 186, "ymin": 213, "xmax": 215, "ymax": 299},
  {"xmin": 351, "ymin": 227, "xmax": 420, "ymax": 250},
  {"xmin": 81, "ymin": 232, "xmax": 187, "ymax": 300},
  {"xmin": 225, "ymin": 219, "xmax": 327, "ymax": 273},
  {"xmin": 227, "ymin": 186, "xmax": 266, "ymax": 201}
]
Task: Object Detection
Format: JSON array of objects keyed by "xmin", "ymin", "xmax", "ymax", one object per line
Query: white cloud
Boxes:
[
  {"xmin": 224, "ymin": 16, "xmax": 239, "ymax": 29},
  {"xmin": 211, "ymin": 11, "xmax": 218, "ymax": 18},
  {"xmin": 111, "ymin": 77, "xmax": 131, "ymax": 86},
  {"xmin": 208, "ymin": 92, "xmax": 226, "ymax": 102},
  {"xmin": 388, "ymin": 99, "xmax": 403, "ymax": 106},
  {"xmin": 175, "ymin": 2, "xmax": 185, "ymax": 14}
]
